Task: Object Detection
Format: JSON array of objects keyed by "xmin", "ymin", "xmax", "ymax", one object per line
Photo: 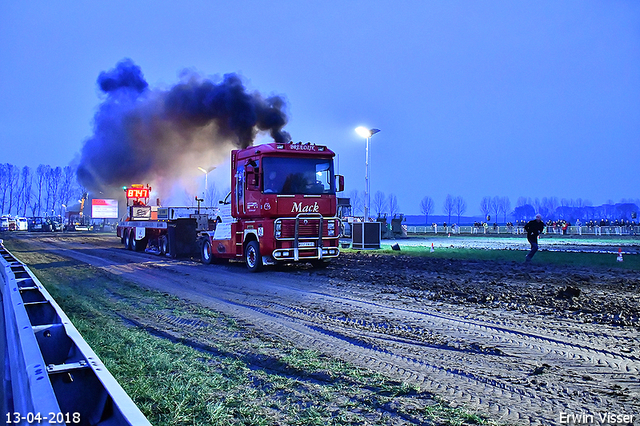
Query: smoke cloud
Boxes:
[{"xmin": 77, "ymin": 59, "xmax": 290, "ymax": 200}]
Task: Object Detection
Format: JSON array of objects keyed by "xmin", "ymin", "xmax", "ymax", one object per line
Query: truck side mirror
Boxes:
[{"xmin": 336, "ymin": 175, "xmax": 344, "ymax": 192}]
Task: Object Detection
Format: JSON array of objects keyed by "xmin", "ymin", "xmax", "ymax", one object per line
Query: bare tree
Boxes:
[
  {"xmin": 0, "ymin": 164, "xmax": 9, "ymax": 213},
  {"xmin": 516, "ymin": 196, "xmax": 530, "ymax": 207},
  {"xmin": 498, "ymin": 196, "xmax": 511, "ymax": 223},
  {"xmin": 44, "ymin": 166, "xmax": 62, "ymax": 215},
  {"xmin": 533, "ymin": 198, "xmax": 544, "ymax": 217},
  {"xmin": 480, "ymin": 196, "xmax": 491, "ymax": 221},
  {"xmin": 388, "ymin": 194, "xmax": 399, "ymax": 217},
  {"xmin": 19, "ymin": 166, "xmax": 32, "ymax": 216},
  {"xmin": 453, "ymin": 196, "xmax": 466, "ymax": 224},
  {"xmin": 490, "ymin": 196, "xmax": 501, "ymax": 224},
  {"xmin": 59, "ymin": 166, "xmax": 76, "ymax": 213},
  {"xmin": 420, "ymin": 196, "xmax": 434, "ymax": 225},
  {"xmin": 443, "ymin": 194, "xmax": 454, "ymax": 224},
  {"xmin": 205, "ymin": 181, "xmax": 221, "ymax": 207},
  {"xmin": 349, "ymin": 189, "xmax": 363, "ymax": 217},
  {"xmin": 34, "ymin": 165, "xmax": 48, "ymax": 216},
  {"xmin": 7, "ymin": 164, "xmax": 20, "ymax": 215},
  {"xmin": 542, "ymin": 196, "xmax": 559, "ymax": 218},
  {"xmin": 372, "ymin": 190, "xmax": 386, "ymax": 217}
]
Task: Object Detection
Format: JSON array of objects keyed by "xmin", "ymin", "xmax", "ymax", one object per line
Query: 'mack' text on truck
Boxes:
[{"xmin": 117, "ymin": 142, "xmax": 344, "ymax": 271}]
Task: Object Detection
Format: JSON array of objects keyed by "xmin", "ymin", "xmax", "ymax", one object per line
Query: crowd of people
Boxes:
[{"xmin": 425, "ymin": 218, "xmax": 638, "ymax": 236}]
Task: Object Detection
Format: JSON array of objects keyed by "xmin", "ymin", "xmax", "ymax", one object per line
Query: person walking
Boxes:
[{"xmin": 524, "ymin": 214, "xmax": 545, "ymax": 263}]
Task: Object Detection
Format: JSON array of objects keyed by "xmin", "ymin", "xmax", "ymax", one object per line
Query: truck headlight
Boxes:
[{"xmin": 327, "ymin": 221, "xmax": 335, "ymax": 236}]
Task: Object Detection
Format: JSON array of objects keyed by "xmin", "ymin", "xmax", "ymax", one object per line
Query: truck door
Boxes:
[{"xmin": 235, "ymin": 164, "xmax": 245, "ymax": 215}]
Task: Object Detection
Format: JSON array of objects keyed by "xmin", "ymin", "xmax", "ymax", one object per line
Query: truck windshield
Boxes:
[{"xmin": 262, "ymin": 157, "xmax": 334, "ymax": 195}]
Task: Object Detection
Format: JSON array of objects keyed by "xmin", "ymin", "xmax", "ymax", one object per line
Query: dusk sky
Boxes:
[{"xmin": 1, "ymin": 1, "xmax": 639, "ymax": 215}]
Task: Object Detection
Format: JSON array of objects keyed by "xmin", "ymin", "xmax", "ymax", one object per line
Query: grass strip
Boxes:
[{"xmin": 4, "ymin": 238, "xmax": 493, "ymax": 426}]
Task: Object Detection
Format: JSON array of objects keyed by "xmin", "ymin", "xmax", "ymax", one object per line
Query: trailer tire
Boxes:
[
  {"xmin": 201, "ymin": 239, "xmax": 213, "ymax": 264},
  {"xmin": 132, "ymin": 236, "xmax": 147, "ymax": 252},
  {"xmin": 245, "ymin": 240, "xmax": 262, "ymax": 272},
  {"xmin": 159, "ymin": 236, "xmax": 167, "ymax": 255},
  {"xmin": 125, "ymin": 229, "xmax": 133, "ymax": 250}
]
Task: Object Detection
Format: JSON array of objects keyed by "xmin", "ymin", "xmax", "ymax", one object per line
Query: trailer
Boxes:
[
  {"xmin": 117, "ymin": 186, "xmax": 219, "ymax": 258},
  {"xmin": 117, "ymin": 142, "xmax": 344, "ymax": 271}
]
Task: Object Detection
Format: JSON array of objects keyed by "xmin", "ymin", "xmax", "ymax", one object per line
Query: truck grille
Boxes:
[
  {"xmin": 275, "ymin": 215, "xmax": 340, "ymax": 240},
  {"xmin": 281, "ymin": 221, "xmax": 320, "ymax": 238}
]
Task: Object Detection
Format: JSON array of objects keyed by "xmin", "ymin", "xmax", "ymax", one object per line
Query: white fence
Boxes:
[{"xmin": 405, "ymin": 225, "xmax": 640, "ymax": 236}]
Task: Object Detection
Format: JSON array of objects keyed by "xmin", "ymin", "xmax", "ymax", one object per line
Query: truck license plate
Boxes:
[{"xmin": 298, "ymin": 242, "xmax": 314, "ymax": 247}]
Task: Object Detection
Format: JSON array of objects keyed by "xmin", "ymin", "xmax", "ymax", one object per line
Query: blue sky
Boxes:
[{"xmin": 1, "ymin": 1, "xmax": 638, "ymax": 215}]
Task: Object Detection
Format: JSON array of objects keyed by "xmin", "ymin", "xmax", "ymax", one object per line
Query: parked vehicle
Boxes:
[
  {"xmin": 28, "ymin": 217, "xmax": 45, "ymax": 232},
  {"xmin": 0, "ymin": 216, "xmax": 9, "ymax": 232},
  {"xmin": 16, "ymin": 217, "xmax": 28, "ymax": 231}
]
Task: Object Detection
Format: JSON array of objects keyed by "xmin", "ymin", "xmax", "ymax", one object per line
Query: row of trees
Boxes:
[
  {"xmin": 513, "ymin": 197, "xmax": 639, "ymax": 223},
  {"xmin": 348, "ymin": 189, "xmax": 639, "ymax": 225},
  {"xmin": 349, "ymin": 190, "xmax": 401, "ymax": 219},
  {"xmin": 0, "ymin": 163, "xmax": 82, "ymax": 217},
  {"xmin": 420, "ymin": 195, "xmax": 470, "ymax": 225},
  {"xmin": 419, "ymin": 195, "xmax": 639, "ymax": 224}
]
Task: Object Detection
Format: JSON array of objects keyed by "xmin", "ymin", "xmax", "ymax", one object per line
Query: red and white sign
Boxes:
[{"xmin": 92, "ymin": 199, "xmax": 119, "ymax": 219}]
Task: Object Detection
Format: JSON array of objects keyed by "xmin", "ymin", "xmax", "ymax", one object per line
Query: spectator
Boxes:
[{"xmin": 524, "ymin": 214, "xmax": 545, "ymax": 263}]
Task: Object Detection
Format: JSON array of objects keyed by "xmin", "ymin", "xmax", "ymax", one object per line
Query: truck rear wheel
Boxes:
[
  {"xmin": 201, "ymin": 239, "xmax": 213, "ymax": 264},
  {"xmin": 245, "ymin": 240, "xmax": 262, "ymax": 272}
]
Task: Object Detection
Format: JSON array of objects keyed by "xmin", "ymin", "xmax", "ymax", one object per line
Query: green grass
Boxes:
[
  {"xmin": 3, "ymin": 238, "xmax": 493, "ymax": 426},
  {"xmin": 344, "ymin": 241, "xmax": 640, "ymax": 270}
]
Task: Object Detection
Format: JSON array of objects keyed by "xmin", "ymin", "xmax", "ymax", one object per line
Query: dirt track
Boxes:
[{"xmin": 3, "ymin": 232, "xmax": 639, "ymax": 425}]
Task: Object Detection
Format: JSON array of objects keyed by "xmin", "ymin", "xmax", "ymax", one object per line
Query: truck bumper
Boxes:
[{"xmin": 272, "ymin": 246, "xmax": 340, "ymax": 262}]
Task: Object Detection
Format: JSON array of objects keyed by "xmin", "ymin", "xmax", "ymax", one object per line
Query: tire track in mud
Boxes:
[
  {"xmin": 10, "ymin": 234, "xmax": 640, "ymax": 425},
  {"xmin": 231, "ymin": 297, "xmax": 639, "ymax": 425}
]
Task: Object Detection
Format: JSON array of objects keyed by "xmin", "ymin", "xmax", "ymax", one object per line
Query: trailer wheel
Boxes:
[
  {"xmin": 201, "ymin": 239, "xmax": 213, "ymax": 264},
  {"xmin": 132, "ymin": 236, "xmax": 147, "ymax": 252},
  {"xmin": 244, "ymin": 240, "xmax": 262, "ymax": 272},
  {"xmin": 125, "ymin": 229, "xmax": 133, "ymax": 250},
  {"xmin": 159, "ymin": 236, "xmax": 167, "ymax": 255}
]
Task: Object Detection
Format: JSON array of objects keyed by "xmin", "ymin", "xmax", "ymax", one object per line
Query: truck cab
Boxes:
[{"xmin": 200, "ymin": 142, "xmax": 344, "ymax": 271}]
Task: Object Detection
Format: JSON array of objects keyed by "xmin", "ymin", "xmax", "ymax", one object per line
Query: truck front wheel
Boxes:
[
  {"xmin": 245, "ymin": 240, "xmax": 262, "ymax": 272},
  {"xmin": 201, "ymin": 239, "xmax": 213, "ymax": 264}
]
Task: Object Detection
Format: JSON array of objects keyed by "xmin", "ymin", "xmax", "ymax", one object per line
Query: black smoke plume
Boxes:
[{"xmin": 77, "ymin": 59, "xmax": 289, "ymax": 198}]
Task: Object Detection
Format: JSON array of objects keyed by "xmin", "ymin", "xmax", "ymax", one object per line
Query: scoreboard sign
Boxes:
[
  {"xmin": 126, "ymin": 188, "xmax": 149, "ymax": 199},
  {"xmin": 92, "ymin": 199, "xmax": 118, "ymax": 219}
]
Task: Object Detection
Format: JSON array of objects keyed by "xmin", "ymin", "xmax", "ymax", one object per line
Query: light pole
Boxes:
[
  {"xmin": 198, "ymin": 166, "xmax": 216, "ymax": 205},
  {"xmin": 355, "ymin": 126, "xmax": 380, "ymax": 222}
]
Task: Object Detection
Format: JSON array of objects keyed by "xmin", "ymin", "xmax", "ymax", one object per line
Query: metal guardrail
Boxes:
[{"xmin": 0, "ymin": 241, "xmax": 151, "ymax": 426}]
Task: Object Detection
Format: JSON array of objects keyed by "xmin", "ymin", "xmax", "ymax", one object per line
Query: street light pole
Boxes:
[
  {"xmin": 355, "ymin": 127, "xmax": 380, "ymax": 222},
  {"xmin": 198, "ymin": 166, "xmax": 216, "ymax": 205}
]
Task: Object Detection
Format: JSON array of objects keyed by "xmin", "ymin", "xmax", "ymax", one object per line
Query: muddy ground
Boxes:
[
  {"xmin": 319, "ymin": 251, "xmax": 640, "ymax": 327},
  {"xmin": 2, "ymin": 232, "xmax": 639, "ymax": 425}
]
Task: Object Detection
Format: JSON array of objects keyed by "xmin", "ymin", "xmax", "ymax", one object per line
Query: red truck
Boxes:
[{"xmin": 117, "ymin": 142, "xmax": 344, "ymax": 271}]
